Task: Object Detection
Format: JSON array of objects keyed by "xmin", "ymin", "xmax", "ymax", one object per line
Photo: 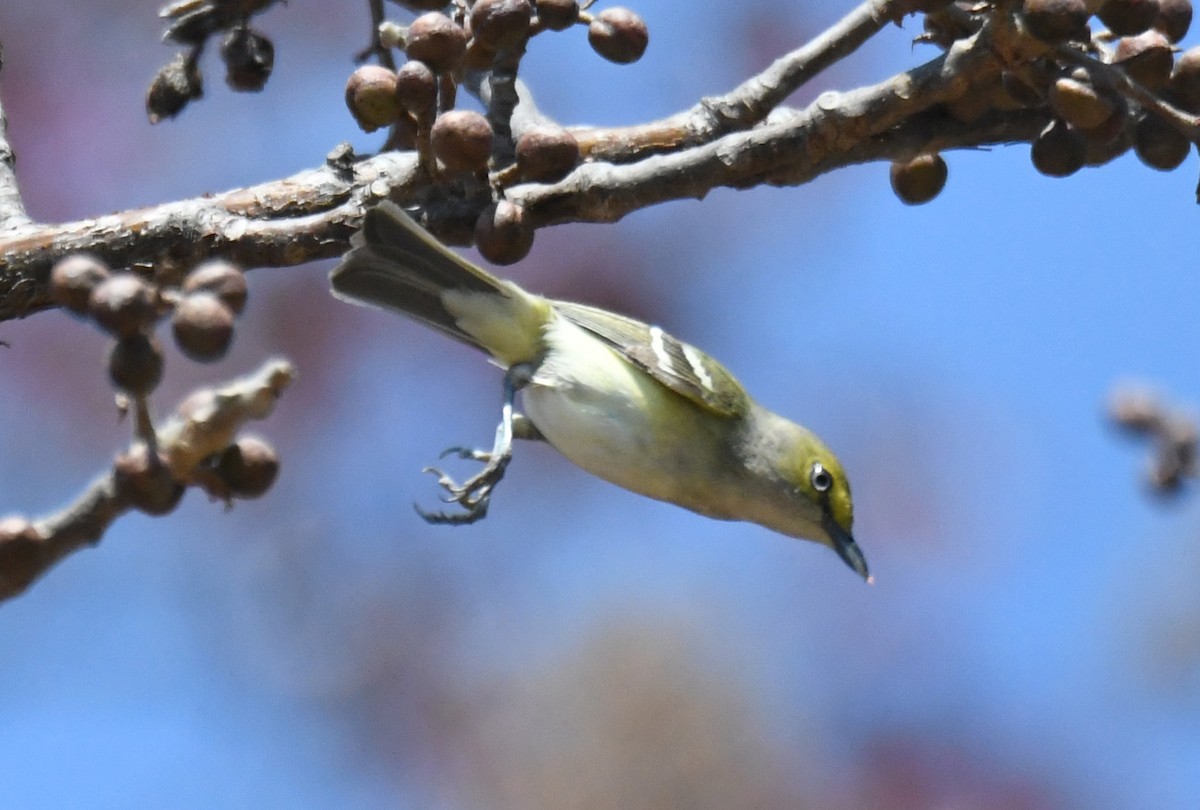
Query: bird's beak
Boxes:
[{"xmin": 823, "ymin": 512, "xmax": 871, "ymax": 583}]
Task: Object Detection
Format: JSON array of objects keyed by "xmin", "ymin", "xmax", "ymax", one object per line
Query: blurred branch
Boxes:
[
  {"xmin": 0, "ymin": 42, "xmax": 32, "ymax": 233},
  {"xmin": 0, "ymin": 358, "xmax": 294, "ymax": 601},
  {"xmin": 1108, "ymin": 384, "xmax": 1198, "ymax": 495}
]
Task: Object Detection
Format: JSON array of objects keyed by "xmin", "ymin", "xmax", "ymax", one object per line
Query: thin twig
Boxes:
[
  {"xmin": 573, "ymin": 0, "xmax": 902, "ymax": 162},
  {"xmin": 0, "ymin": 358, "xmax": 294, "ymax": 601},
  {"xmin": 516, "ymin": 35, "xmax": 995, "ymax": 223}
]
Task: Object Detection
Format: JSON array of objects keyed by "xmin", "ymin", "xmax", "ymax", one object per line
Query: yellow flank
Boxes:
[{"xmin": 441, "ymin": 282, "xmax": 553, "ymax": 367}]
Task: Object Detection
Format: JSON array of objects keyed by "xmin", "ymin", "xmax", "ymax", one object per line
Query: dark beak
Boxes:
[{"xmin": 823, "ymin": 512, "xmax": 871, "ymax": 583}]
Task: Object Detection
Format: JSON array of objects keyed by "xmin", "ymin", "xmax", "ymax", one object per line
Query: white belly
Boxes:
[{"xmin": 520, "ymin": 318, "xmax": 725, "ymax": 511}]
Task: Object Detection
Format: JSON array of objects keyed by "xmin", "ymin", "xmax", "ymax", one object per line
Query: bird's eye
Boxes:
[{"xmin": 810, "ymin": 462, "xmax": 833, "ymax": 493}]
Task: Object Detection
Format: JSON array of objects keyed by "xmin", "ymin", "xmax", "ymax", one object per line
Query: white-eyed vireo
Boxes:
[{"xmin": 331, "ymin": 202, "xmax": 869, "ymax": 580}]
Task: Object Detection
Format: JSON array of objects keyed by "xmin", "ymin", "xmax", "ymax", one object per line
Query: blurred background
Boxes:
[{"xmin": 2, "ymin": 1, "xmax": 1200, "ymax": 807}]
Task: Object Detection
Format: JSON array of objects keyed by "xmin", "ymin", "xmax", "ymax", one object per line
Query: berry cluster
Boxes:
[
  {"xmin": 147, "ymin": 0, "xmax": 278, "ymax": 123},
  {"xmin": 48, "ymin": 253, "xmax": 278, "ymax": 513},
  {"xmin": 891, "ymin": 0, "xmax": 1197, "ymax": 204},
  {"xmin": 344, "ymin": 0, "xmax": 649, "ymax": 264}
]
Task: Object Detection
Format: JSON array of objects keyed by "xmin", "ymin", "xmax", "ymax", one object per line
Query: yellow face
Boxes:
[
  {"xmin": 785, "ymin": 440, "xmax": 868, "ymax": 580},
  {"xmin": 799, "ymin": 450, "xmax": 854, "ymax": 538}
]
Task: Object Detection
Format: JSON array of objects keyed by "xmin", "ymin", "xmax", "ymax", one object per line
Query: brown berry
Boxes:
[
  {"xmin": 1020, "ymin": 0, "xmax": 1089, "ymax": 43},
  {"xmin": 1077, "ymin": 99, "xmax": 1128, "ymax": 146},
  {"xmin": 108, "ymin": 334, "xmax": 164, "ymax": 396},
  {"xmin": 221, "ymin": 27, "xmax": 274, "ymax": 92},
  {"xmin": 515, "ymin": 124, "xmax": 580, "ymax": 182},
  {"xmin": 1114, "ymin": 30, "xmax": 1174, "ymax": 90},
  {"xmin": 1098, "ymin": 0, "xmax": 1160, "ymax": 35},
  {"xmin": 345, "ymin": 65, "xmax": 400, "ymax": 132},
  {"xmin": 471, "ymin": 0, "xmax": 533, "ymax": 51},
  {"xmin": 0, "ymin": 516, "xmax": 43, "ymax": 600},
  {"xmin": 146, "ymin": 53, "xmax": 203, "ymax": 124},
  {"xmin": 1134, "ymin": 113, "xmax": 1191, "ymax": 170},
  {"xmin": 1154, "ymin": 0, "xmax": 1192, "ymax": 40},
  {"xmin": 182, "ymin": 259, "xmax": 248, "ymax": 316},
  {"xmin": 431, "ymin": 110, "xmax": 493, "ymax": 172},
  {"xmin": 1168, "ymin": 46, "xmax": 1200, "ymax": 111},
  {"xmin": 537, "ymin": 0, "xmax": 579, "ymax": 30},
  {"xmin": 114, "ymin": 445, "xmax": 185, "ymax": 516},
  {"xmin": 475, "ymin": 201, "xmax": 533, "ymax": 265},
  {"xmin": 214, "ymin": 436, "xmax": 280, "ymax": 499},
  {"xmin": 50, "ymin": 254, "xmax": 110, "ymax": 315},
  {"xmin": 1031, "ymin": 118, "xmax": 1087, "ymax": 177},
  {"xmin": 395, "ymin": 60, "xmax": 438, "ymax": 122},
  {"xmin": 1049, "ymin": 75, "xmax": 1116, "ymax": 130},
  {"xmin": 88, "ymin": 274, "xmax": 158, "ymax": 337},
  {"xmin": 588, "ymin": 7, "xmax": 649, "ymax": 64},
  {"xmin": 173, "ymin": 292, "xmax": 235, "ymax": 362},
  {"xmin": 889, "ymin": 153, "xmax": 948, "ymax": 205},
  {"xmin": 406, "ymin": 12, "xmax": 468, "ymax": 72}
]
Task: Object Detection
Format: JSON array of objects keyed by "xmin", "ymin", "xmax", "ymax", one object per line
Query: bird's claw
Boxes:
[
  {"xmin": 438, "ymin": 445, "xmax": 490, "ymax": 462},
  {"xmin": 416, "ymin": 445, "xmax": 512, "ymax": 525}
]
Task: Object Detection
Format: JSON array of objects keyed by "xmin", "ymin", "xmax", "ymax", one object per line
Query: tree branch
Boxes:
[
  {"xmin": 0, "ymin": 358, "xmax": 294, "ymax": 601},
  {"xmin": 573, "ymin": 0, "xmax": 902, "ymax": 162},
  {"xmin": 0, "ymin": 43, "xmax": 32, "ymax": 233}
]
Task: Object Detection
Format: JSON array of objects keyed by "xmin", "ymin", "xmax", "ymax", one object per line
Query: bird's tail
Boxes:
[{"xmin": 330, "ymin": 202, "xmax": 510, "ymax": 352}]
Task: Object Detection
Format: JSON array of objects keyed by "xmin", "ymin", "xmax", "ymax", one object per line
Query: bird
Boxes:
[{"xmin": 330, "ymin": 202, "xmax": 869, "ymax": 580}]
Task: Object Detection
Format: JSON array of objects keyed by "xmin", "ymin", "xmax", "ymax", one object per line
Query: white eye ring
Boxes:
[{"xmin": 810, "ymin": 462, "xmax": 833, "ymax": 493}]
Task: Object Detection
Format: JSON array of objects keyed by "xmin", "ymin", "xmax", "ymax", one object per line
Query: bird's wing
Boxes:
[{"xmin": 552, "ymin": 301, "xmax": 748, "ymax": 418}]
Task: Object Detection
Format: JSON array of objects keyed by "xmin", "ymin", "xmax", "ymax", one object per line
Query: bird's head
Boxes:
[{"xmin": 742, "ymin": 412, "xmax": 870, "ymax": 582}]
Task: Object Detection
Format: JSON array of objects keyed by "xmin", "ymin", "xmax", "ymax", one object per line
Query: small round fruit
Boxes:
[
  {"xmin": 1169, "ymin": 46, "xmax": 1200, "ymax": 111},
  {"xmin": 182, "ymin": 259, "xmax": 248, "ymax": 315},
  {"xmin": 889, "ymin": 153, "xmax": 948, "ymax": 205},
  {"xmin": 1020, "ymin": 0, "xmax": 1089, "ymax": 42},
  {"xmin": 515, "ymin": 124, "xmax": 580, "ymax": 182},
  {"xmin": 431, "ymin": 110, "xmax": 493, "ymax": 172},
  {"xmin": 88, "ymin": 274, "xmax": 158, "ymax": 337},
  {"xmin": 1134, "ymin": 113, "xmax": 1191, "ymax": 170},
  {"xmin": 50, "ymin": 254, "xmax": 110, "ymax": 314},
  {"xmin": 172, "ymin": 292, "xmax": 235, "ymax": 362},
  {"xmin": 1114, "ymin": 30, "xmax": 1174, "ymax": 90},
  {"xmin": 475, "ymin": 201, "xmax": 534, "ymax": 265},
  {"xmin": 406, "ymin": 12, "xmax": 468, "ymax": 72},
  {"xmin": 0, "ymin": 516, "xmax": 42, "ymax": 598},
  {"xmin": 588, "ymin": 7, "xmax": 649, "ymax": 63},
  {"xmin": 537, "ymin": 0, "xmax": 579, "ymax": 30},
  {"xmin": 108, "ymin": 334, "xmax": 164, "ymax": 396},
  {"xmin": 345, "ymin": 65, "xmax": 400, "ymax": 132},
  {"xmin": 1049, "ymin": 76, "xmax": 1116, "ymax": 130},
  {"xmin": 1154, "ymin": 0, "xmax": 1192, "ymax": 41},
  {"xmin": 146, "ymin": 53, "xmax": 203, "ymax": 124},
  {"xmin": 114, "ymin": 445, "xmax": 185, "ymax": 515},
  {"xmin": 1031, "ymin": 118, "xmax": 1087, "ymax": 177},
  {"xmin": 1098, "ymin": 0, "xmax": 1160, "ymax": 36},
  {"xmin": 214, "ymin": 436, "xmax": 280, "ymax": 499},
  {"xmin": 395, "ymin": 60, "xmax": 438, "ymax": 122},
  {"xmin": 221, "ymin": 27, "xmax": 274, "ymax": 92},
  {"xmin": 470, "ymin": 0, "xmax": 533, "ymax": 51}
]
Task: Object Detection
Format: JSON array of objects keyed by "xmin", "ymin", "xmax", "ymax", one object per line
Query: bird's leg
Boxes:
[{"xmin": 416, "ymin": 364, "xmax": 535, "ymax": 524}]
